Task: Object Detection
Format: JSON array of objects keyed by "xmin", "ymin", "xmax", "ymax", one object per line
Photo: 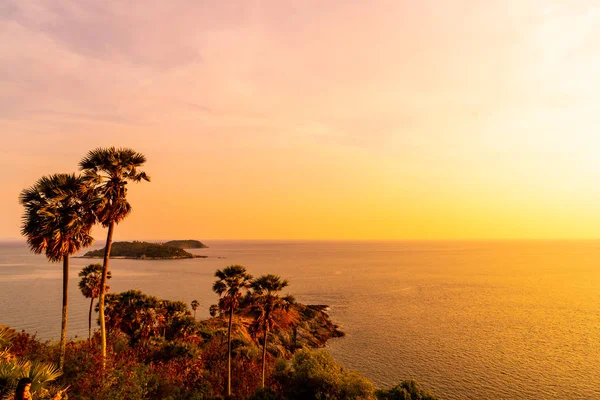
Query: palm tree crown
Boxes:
[
  {"xmin": 212, "ymin": 265, "xmax": 253, "ymax": 304},
  {"xmin": 79, "ymin": 147, "xmax": 150, "ymax": 226},
  {"xmin": 190, "ymin": 300, "xmax": 199, "ymax": 319},
  {"xmin": 20, "ymin": 174, "xmax": 95, "ymax": 260},
  {"xmin": 78, "ymin": 264, "xmax": 112, "ymax": 299},
  {"xmin": 250, "ymin": 275, "xmax": 292, "ymax": 334}
]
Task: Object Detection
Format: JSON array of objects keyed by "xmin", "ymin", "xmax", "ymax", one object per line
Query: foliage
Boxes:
[
  {"xmin": 84, "ymin": 241, "xmax": 193, "ymax": 259},
  {"xmin": 0, "ymin": 327, "xmax": 15, "ymax": 362},
  {"xmin": 0, "ymin": 357, "xmax": 62, "ymax": 399},
  {"xmin": 163, "ymin": 240, "xmax": 208, "ymax": 249},
  {"xmin": 79, "ymin": 264, "xmax": 113, "ymax": 340},
  {"xmin": 209, "ymin": 304, "xmax": 219, "ymax": 317},
  {"xmin": 199, "ymin": 333, "xmax": 268, "ymax": 399},
  {"xmin": 248, "ymin": 387, "xmax": 280, "ymax": 400},
  {"xmin": 78, "ymin": 264, "xmax": 112, "ymax": 299},
  {"xmin": 375, "ymin": 380, "xmax": 439, "ymax": 400},
  {"xmin": 249, "ymin": 276, "xmax": 293, "ymax": 335},
  {"xmin": 61, "ymin": 342, "xmax": 154, "ymax": 400},
  {"xmin": 275, "ymin": 349, "xmax": 375, "ymax": 400},
  {"xmin": 79, "ymin": 147, "xmax": 150, "ymax": 227},
  {"xmin": 213, "ymin": 266, "xmax": 254, "ymax": 312},
  {"xmin": 3, "ymin": 275, "xmax": 440, "ymax": 400},
  {"xmin": 6, "ymin": 331, "xmax": 54, "ymax": 363},
  {"xmin": 248, "ymin": 275, "xmax": 295, "ymax": 388},
  {"xmin": 213, "ymin": 265, "xmax": 254, "ymax": 397},
  {"xmin": 59, "ymin": 337, "xmax": 211, "ymax": 400},
  {"xmin": 103, "ymin": 290, "xmax": 193, "ymax": 344},
  {"xmin": 191, "ymin": 300, "xmax": 200, "ymax": 319},
  {"xmin": 0, "ymin": 312, "xmax": 440, "ymax": 400},
  {"xmin": 19, "ymin": 173, "xmax": 95, "ymax": 262},
  {"xmin": 19, "ymin": 173, "xmax": 96, "ymax": 369},
  {"xmin": 79, "ymin": 146, "xmax": 150, "ymax": 365}
]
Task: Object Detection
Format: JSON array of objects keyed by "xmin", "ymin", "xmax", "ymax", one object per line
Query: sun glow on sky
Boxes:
[{"xmin": 1, "ymin": 0, "xmax": 600, "ymax": 240}]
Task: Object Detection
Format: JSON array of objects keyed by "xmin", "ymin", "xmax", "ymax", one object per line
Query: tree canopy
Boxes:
[{"xmin": 84, "ymin": 241, "xmax": 193, "ymax": 259}]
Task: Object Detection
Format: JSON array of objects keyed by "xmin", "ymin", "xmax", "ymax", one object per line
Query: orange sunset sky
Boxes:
[{"xmin": 1, "ymin": 1, "xmax": 600, "ymax": 241}]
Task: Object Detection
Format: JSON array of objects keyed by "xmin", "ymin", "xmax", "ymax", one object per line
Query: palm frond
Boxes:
[
  {"xmin": 26, "ymin": 360, "xmax": 62, "ymax": 394},
  {"xmin": 19, "ymin": 174, "xmax": 95, "ymax": 262},
  {"xmin": 79, "ymin": 264, "xmax": 111, "ymax": 298},
  {"xmin": 0, "ymin": 327, "xmax": 15, "ymax": 352},
  {"xmin": 79, "ymin": 147, "xmax": 149, "ymax": 226}
]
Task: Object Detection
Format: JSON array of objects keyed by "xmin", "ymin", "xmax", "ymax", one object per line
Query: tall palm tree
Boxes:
[
  {"xmin": 212, "ymin": 265, "xmax": 253, "ymax": 397},
  {"xmin": 20, "ymin": 174, "xmax": 95, "ymax": 370},
  {"xmin": 78, "ymin": 264, "xmax": 112, "ymax": 342},
  {"xmin": 190, "ymin": 300, "xmax": 199, "ymax": 319},
  {"xmin": 79, "ymin": 147, "xmax": 150, "ymax": 362},
  {"xmin": 250, "ymin": 274, "xmax": 292, "ymax": 388}
]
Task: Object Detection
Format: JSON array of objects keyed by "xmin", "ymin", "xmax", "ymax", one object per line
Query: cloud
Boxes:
[
  {"xmin": 5, "ymin": 0, "xmax": 202, "ymax": 70},
  {"xmin": 182, "ymin": 102, "xmax": 213, "ymax": 114},
  {"xmin": 0, "ymin": 1, "xmax": 210, "ymax": 126},
  {"xmin": 2, "ymin": 0, "xmax": 599, "ymax": 147}
]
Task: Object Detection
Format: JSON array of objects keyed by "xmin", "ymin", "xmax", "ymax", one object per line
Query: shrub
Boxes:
[
  {"xmin": 275, "ymin": 349, "xmax": 375, "ymax": 400},
  {"xmin": 375, "ymin": 380, "xmax": 439, "ymax": 400}
]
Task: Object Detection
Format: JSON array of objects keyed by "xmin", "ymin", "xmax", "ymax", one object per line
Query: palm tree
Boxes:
[
  {"xmin": 79, "ymin": 147, "xmax": 150, "ymax": 362},
  {"xmin": 190, "ymin": 300, "xmax": 199, "ymax": 319},
  {"xmin": 78, "ymin": 264, "xmax": 112, "ymax": 342},
  {"xmin": 20, "ymin": 174, "xmax": 95, "ymax": 370},
  {"xmin": 209, "ymin": 304, "xmax": 219, "ymax": 318},
  {"xmin": 250, "ymin": 274, "xmax": 292, "ymax": 388},
  {"xmin": 212, "ymin": 265, "xmax": 253, "ymax": 397}
]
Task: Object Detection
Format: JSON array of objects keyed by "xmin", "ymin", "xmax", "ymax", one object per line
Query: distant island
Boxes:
[
  {"xmin": 82, "ymin": 241, "xmax": 207, "ymax": 259},
  {"xmin": 162, "ymin": 239, "xmax": 208, "ymax": 249}
]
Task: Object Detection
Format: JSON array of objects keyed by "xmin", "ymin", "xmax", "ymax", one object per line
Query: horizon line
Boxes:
[{"xmin": 3, "ymin": 237, "xmax": 600, "ymax": 243}]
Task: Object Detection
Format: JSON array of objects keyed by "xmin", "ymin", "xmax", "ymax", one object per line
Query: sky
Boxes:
[{"xmin": 1, "ymin": 0, "xmax": 600, "ymax": 241}]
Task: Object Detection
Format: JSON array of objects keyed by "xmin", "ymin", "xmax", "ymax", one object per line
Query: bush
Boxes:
[
  {"xmin": 248, "ymin": 387, "xmax": 280, "ymax": 400},
  {"xmin": 8, "ymin": 331, "xmax": 54, "ymax": 362},
  {"xmin": 62, "ymin": 343, "xmax": 155, "ymax": 400},
  {"xmin": 275, "ymin": 349, "xmax": 374, "ymax": 400},
  {"xmin": 375, "ymin": 380, "xmax": 439, "ymax": 400}
]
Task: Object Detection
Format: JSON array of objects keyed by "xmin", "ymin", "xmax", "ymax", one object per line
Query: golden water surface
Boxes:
[{"xmin": 1, "ymin": 240, "xmax": 598, "ymax": 399}]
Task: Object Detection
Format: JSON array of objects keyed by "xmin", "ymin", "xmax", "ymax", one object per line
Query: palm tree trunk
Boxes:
[
  {"xmin": 99, "ymin": 221, "xmax": 115, "ymax": 367},
  {"xmin": 227, "ymin": 308, "xmax": 233, "ymax": 397},
  {"xmin": 88, "ymin": 298, "xmax": 94, "ymax": 342},
  {"xmin": 59, "ymin": 256, "xmax": 69, "ymax": 371},
  {"xmin": 262, "ymin": 327, "xmax": 268, "ymax": 388}
]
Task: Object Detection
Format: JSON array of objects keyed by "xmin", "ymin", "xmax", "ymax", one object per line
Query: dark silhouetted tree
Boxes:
[
  {"xmin": 20, "ymin": 174, "xmax": 95, "ymax": 369},
  {"xmin": 191, "ymin": 300, "xmax": 199, "ymax": 319},
  {"xmin": 78, "ymin": 264, "xmax": 112, "ymax": 341},
  {"xmin": 79, "ymin": 147, "xmax": 150, "ymax": 363},
  {"xmin": 212, "ymin": 265, "xmax": 253, "ymax": 397},
  {"xmin": 250, "ymin": 274, "xmax": 293, "ymax": 388}
]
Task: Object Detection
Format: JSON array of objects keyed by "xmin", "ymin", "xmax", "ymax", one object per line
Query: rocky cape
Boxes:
[{"xmin": 200, "ymin": 302, "xmax": 344, "ymax": 354}]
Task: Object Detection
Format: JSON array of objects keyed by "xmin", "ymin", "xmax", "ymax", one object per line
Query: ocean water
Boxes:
[{"xmin": 0, "ymin": 240, "xmax": 599, "ymax": 399}]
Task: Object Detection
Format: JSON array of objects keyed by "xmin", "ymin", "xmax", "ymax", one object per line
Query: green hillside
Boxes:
[
  {"xmin": 83, "ymin": 241, "xmax": 194, "ymax": 259},
  {"xmin": 163, "ymin": 239, "xmax": 208, "ymax": 248}
]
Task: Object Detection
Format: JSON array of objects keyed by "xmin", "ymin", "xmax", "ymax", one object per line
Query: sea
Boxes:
[{"xmin": 0, "ymin": 240, "xmax": 599, "ymax": 399}]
